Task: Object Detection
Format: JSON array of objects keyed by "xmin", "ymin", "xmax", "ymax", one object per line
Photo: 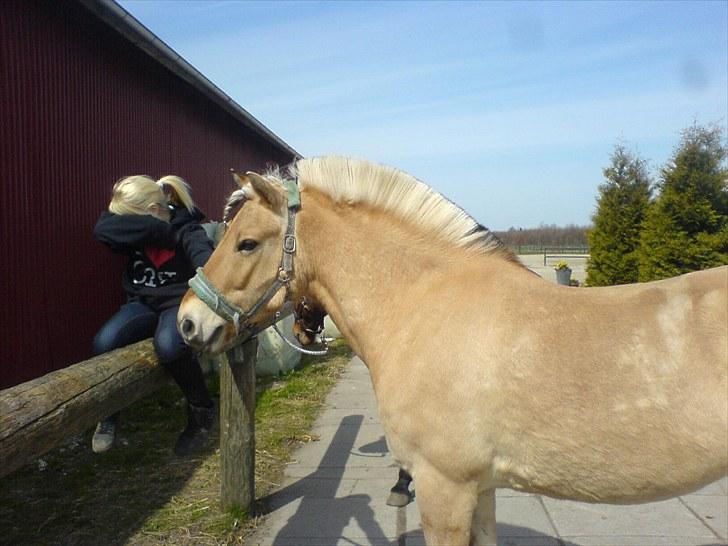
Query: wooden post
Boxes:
[{"xmin": 220, "ymin": 337, "xmax": 258, "ymax": 512}]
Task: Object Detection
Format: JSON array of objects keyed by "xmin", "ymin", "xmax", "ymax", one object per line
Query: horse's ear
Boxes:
[
  {"xmin": 230, "ymin": 169, "xmax": 247, "ymax": 188},
  {"xmin": 245, "ymin": 171, "xmax": 284, "ymax": 210}
]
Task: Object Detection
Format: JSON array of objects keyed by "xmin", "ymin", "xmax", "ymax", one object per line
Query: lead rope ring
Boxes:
[{"xmin": 271, "ymin": 311, "xmax": 330, "ymax": 356}]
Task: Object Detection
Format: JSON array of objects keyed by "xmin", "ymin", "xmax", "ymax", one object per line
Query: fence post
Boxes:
[{"xmin": 220, "ymin": 337, "xmax": 258, "ymax": 512}]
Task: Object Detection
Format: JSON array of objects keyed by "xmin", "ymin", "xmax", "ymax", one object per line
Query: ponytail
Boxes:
[{"xmin": 157, "ymin": 175, "xmax": 195, "ymax": 213}]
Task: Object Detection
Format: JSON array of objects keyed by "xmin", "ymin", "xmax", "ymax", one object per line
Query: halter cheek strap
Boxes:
[
  {"xmin": 188, "ymin": 179, "xmax": 300, "ymax": 336},
  {"xmin": 188, "ymin": 268, "xmax": 245, "ymax": 330}
]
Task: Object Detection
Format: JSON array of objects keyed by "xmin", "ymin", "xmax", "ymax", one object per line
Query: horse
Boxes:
[{"xmin": 178, "ymin": 156, "xmax": 728, "ymax": 546}]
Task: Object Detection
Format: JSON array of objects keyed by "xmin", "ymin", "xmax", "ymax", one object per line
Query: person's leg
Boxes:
[
  {"xmin": 387, "ymin": 468, "xmax": 414, "ymax": 507},
  {"xmin": 92, "ymin": 302, "xmax": 157, "ymax": 452},
  {"xmin": 93, "ymin": 301, "xmax": 158, "ymax": 355},
  {"xmin": 155, "ymin": 306, "xmax": 215, "ymax": 455},
  {"xmin": 154, "ymin": 306, "xmax": 213, "ymax": 407}
]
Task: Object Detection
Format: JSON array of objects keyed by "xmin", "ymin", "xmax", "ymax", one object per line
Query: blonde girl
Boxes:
[{"xmin": 92, "ymin": 175, "xmax": 215, "ymax": 456}]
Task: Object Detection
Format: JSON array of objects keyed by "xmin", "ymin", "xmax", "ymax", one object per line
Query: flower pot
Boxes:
[{"xmin": 555, "ymin": 268, "xmax": 572, "ymax": 286}]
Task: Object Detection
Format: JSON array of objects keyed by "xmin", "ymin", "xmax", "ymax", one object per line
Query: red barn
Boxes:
[{"xmin": 0, "ymin": 0, "xmax": 299, "ymax": 388}]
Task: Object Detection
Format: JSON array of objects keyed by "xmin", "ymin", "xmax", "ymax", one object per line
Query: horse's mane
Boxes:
[
  {"xmin": 293, "ymin": 156, "xmax": 517, "ymax": 260},
  {"xmin": 226, "ymin": 156, "xmax": 518, "ymax": 262}
]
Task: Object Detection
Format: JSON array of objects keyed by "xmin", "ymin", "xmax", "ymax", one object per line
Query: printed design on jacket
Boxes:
[{"xmin": 132, "ymin": 247, "xmax": 178, "ymax": 287}]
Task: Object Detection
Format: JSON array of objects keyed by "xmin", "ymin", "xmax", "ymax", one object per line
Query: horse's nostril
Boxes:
[{"xmin": 180, "ymin": 318, "xmax": 196, "ymax": 338}]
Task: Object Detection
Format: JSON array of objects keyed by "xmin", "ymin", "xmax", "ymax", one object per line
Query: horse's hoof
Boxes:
[{"xmin": 386, "ymin": 490, "xmax": 413, "ymax": 507}]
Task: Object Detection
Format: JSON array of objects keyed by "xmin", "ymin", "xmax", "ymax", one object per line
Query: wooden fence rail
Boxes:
[
  {"xmin": 0, "ymin": 337, "xmax": 257, "ymax": 512},
  {"xmin": 542, "ymin": 246, "xmax": 590, "ymax": 266}
]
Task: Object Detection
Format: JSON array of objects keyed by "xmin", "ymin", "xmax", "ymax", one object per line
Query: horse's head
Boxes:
[
  {"xmin": 178, "ymin": 171, "xmax": 296, "ymax": 354},
  {"xmin": 292, "ymin": 297, "xmax": 327, "ymax": 346}
]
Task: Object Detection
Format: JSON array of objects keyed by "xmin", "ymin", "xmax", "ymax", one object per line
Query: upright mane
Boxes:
[
  {"xmin": 291, "ymin": 156, "xmax": 516, "ymax": 259},
  {"xmin": 224, "ymin": 156, "xmax": 518, "ymax": 260}
]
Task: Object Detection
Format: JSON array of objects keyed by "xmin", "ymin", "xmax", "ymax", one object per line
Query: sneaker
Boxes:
[
  {"xmin": 174, "ymin": 403, "xmax": 216, "ymax": 456},
  {"xmin": 92, "ymin": 416, "xmax": 118, "ymax": 453}
]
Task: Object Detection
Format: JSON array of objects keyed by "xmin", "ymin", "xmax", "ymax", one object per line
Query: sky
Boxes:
[{"xmin": 118, "ymin": 0, "xmax": 727, "ymax": 231}]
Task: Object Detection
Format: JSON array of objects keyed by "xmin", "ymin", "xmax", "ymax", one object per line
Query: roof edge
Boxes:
[{"xmin": 78, "ymin": 0, "xmax": 301, "ymax": 160}]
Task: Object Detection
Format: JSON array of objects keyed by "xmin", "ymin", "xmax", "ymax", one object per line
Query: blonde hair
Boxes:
[
  {"xmin": 157, "ymin": 175, "xmax": 195, "ymax": 212},
  {"xmin": 108, "ymin": 175, "xmax": 196, "ymax": 215}
]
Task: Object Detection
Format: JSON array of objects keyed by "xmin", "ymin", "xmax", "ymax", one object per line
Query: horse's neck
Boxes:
[{"xmin": 295, "ymin": 192, "xmax": 469, "ymax": 365}]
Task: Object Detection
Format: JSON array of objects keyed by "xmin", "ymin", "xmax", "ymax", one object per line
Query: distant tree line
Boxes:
[
  {"xmin": 587, "ymin": 123, "xmax": 728, "ymax": 286},
  {"xmin": 494, "ymin": 224, "xmax": 589, "ymax": 250}
]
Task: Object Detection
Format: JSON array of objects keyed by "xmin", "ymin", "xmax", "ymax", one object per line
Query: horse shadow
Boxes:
[{"xmin": 357, "ymin": 435, "xmax": 389, "ymax": 457}]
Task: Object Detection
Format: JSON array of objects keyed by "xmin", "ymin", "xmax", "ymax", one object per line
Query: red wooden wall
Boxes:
[{"xmin": 0, "ymin": 0, "xmax": 296, "ymax": 388}]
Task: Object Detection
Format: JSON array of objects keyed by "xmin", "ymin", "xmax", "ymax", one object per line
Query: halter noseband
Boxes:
[{"xmin": 188, "ymin": 179, "xmax": 301, "ymax": 336}]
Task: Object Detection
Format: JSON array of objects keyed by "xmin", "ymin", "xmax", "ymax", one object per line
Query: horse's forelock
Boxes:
[{"xmin": 223, "ymin": 188, "xmax": 250, "ymax": 224}]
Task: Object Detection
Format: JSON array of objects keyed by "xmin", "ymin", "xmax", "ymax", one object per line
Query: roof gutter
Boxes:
[{"xmin": 78, "ymin": 0, "xmax": 301, "ymax": 160}]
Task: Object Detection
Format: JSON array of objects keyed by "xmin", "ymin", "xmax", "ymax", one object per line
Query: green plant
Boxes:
[
  {"xmin": 587, "ymin": 144, "xmax": 652, "ymax": 286},
  {"xmin": 554, "ymin": 260, "xmax": 571, "ymax": 271},
  {"xmin": 637, "ymin": 124, "xmax": 728, "ymax": 281}
]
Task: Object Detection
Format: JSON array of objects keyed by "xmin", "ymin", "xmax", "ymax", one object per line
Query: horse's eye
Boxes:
[{"xmin": 237, "ymin": 239, "xmax": 258, "ymax": 252}]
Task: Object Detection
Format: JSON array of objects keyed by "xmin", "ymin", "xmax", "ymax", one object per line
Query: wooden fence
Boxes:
[
  {"xmin": 0, "ymin": 336, "xmax": 258, "ymax": 512},
  {"xmin": 541, "ymin": 246, "xmax": 591, "ymax": 266},
  {"xmin": 505, "ymin": 244, "xmax": 590, "ymax": 257}
]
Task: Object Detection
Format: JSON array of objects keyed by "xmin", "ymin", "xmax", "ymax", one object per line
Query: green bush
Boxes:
[
  {"xmin": 587, "ymin": 144, "xmax": 652, "ymax": 286},
  {"xmin": 637, "ymin": 124, "xmax": 728, "ymax": 281}
]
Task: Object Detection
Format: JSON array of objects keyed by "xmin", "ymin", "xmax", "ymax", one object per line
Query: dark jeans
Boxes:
[{"xmin": 94, "ymin": 301, "xmax": 212, "ymax": 411}]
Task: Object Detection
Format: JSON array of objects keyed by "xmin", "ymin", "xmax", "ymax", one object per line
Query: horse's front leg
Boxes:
[
  {"xmin": 471, "ymin": 489, "xmax": 497, "ymax": 546},
  {"xmin": 416, "ymin": 467, "xmax": 477, "ymax": 546}
]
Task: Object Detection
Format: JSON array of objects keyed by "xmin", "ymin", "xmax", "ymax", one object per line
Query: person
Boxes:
[
  {"xmin": 387, "ymin": 469, "xmax": 414, "ymax": 507},
  {"xmin": 91, "ymin": 175, "xmax": 215, "ymax": 456}
]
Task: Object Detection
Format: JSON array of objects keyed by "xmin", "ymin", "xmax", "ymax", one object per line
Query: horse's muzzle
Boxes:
[{"xmin": 178, "ymin": 315, "xmax": 223, "ymax": 353}]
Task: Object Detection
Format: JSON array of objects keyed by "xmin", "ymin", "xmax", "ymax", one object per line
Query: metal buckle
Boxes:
[{"xmin": 283, "ymin": 234, "xmax": 297, "ymax": 253}]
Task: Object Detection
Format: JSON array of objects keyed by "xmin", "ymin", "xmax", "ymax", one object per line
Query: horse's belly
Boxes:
[{"xmin": 493, "ymin": 433, "xmax": 727, "ymax": 504}]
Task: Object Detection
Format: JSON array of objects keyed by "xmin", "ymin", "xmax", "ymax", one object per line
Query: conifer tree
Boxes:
[
  {"xmin": 586, "ymin": 145, "xmax": 651, "ymax": 286},
  {"xmin": 637, "ymin": 124, "xmax": 728, "ymax": 281}
]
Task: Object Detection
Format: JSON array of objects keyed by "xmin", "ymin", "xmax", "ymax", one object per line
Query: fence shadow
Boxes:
[{"xmin": 256, "ymin": 414, "xmax": 392, "ymax": 545}]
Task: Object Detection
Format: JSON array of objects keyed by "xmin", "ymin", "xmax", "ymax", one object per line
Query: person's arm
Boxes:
[
  {"xmin": 180, "ymin": 224, "xmax": 215, "ymax": 268},
  {"xmin": 94, "ymin": 211, "xmax": 177, "ymax": 253}
]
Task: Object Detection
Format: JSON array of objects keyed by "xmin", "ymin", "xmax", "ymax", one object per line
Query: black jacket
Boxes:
[{"xmin": 94, "ymin": 207, "xmax": 214, "ymax": 310}]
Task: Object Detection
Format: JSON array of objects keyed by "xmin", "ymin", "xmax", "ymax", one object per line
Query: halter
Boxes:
[{"xmin": 188, "ymin": 179, "xmax": 301, "ymax": 337}]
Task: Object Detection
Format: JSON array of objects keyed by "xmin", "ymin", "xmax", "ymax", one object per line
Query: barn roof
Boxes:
[{"xmin": 79, "ymin": 0, "xmax": 300, "ymax": 160}]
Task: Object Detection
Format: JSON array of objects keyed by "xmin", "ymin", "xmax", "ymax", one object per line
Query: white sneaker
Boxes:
[{"xmin": 92, "ymin": 418, "xmax": 117, "ymax": 453}]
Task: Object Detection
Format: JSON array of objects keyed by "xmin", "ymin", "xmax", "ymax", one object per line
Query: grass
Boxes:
[{"xmin": 0, "ymin": 339, "xmax": 352, "ymax": 546}]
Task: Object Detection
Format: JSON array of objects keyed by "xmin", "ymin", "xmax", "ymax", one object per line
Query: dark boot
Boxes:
[
  {"xmin": 174, "ymin": 402, "xmax": 216, "ymax": 456},
  {"xmin": 387, "ymin": 468, "xmax": 414, "ymax": 507}
]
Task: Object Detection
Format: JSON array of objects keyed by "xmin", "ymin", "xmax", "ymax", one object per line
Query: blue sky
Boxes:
[{"xmin": 119, "ymin": 0, "xmax": 727, "ymax": 230}]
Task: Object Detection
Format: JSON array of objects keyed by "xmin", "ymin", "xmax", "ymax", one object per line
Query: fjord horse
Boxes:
[{"xmin": 178, "ymin": 156, "xmax": 727, "ymax": 546}]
